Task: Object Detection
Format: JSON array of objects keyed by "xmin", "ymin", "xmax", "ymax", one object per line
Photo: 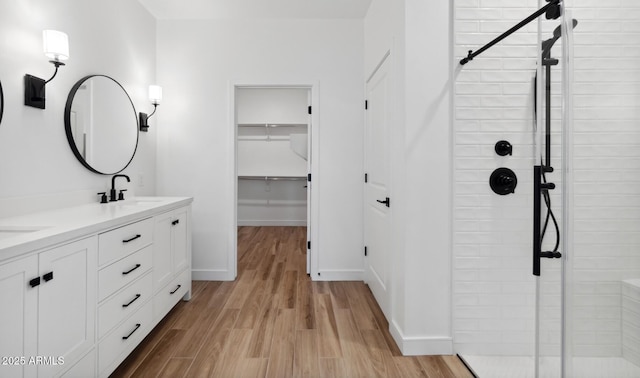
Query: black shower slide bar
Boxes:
[
  {"xmin": 459, "ymin": 0, "xmax": 561, "ymax": 65},
  {"xmin": 533, "ymin": 165, "xmax": 562, "ymax": 276}
]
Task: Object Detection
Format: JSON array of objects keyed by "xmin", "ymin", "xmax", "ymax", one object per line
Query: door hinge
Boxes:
[
  {"xmin": 308, "ymin": 105, "xmax": 312, "ymax": 115},
  {"xmin": 307, "ymin": 241, "xmax": 311, "ymax": 249},
  {"xmin": 364, "ymin": 246, "xmax": 368, "ymax": 256},
  {"xmin": 365, "ymin": 100, "xmax": 368, "ymax": 110},
  {"xmin": 365, "ymin": 173, "xmax": 368, "ymax": 183},
  {"xmin": 307, "ymin": 173, "xmax": 311, "ymax": 182}
]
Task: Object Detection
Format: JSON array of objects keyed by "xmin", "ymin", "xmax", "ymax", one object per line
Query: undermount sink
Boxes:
[
  {"xmin": 110, "ymin": 198, "xmax": 164, "ymax": 209},
  {"xmin": 0, "ymin": 226, "xmax": 50, "ymax": 241}
]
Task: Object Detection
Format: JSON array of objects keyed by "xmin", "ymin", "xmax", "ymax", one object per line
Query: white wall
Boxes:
[
  {"xmin": 364, "ymin": 0, "xmax": 454, "ymax": 355},
  {"xmin": 236, "ymin": 88, "xmax": 309, "ymax": 125},
  {"xmin": 0, "ymin": 0, "xmax": 157, "ymax": 212},
  {"xmin": 156, "ymin": 19, "xmax": 364, "ymax": 280}
]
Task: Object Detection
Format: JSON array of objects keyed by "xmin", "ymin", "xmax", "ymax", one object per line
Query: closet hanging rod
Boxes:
[{"xmin": 238, "ymin": 175, "xmax": 307, "ymax": 181}]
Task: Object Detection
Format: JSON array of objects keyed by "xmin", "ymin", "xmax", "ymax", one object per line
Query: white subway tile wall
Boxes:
[{"xmin": 453, "ymin": 0, "xmax": 640, "ymax": 360}]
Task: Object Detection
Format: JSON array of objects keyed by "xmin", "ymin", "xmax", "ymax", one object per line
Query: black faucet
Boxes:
[{"xmin": 110, "ymin": 174, "xmax": 130, "ymax": 202}]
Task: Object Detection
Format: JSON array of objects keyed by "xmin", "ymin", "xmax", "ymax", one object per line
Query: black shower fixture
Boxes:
[
  {"xmin": 532, "ymin": 19, "xmax": 578, "ymax": 276},
  {"xmin": 460, "ymin": 0, "xmax": 561, "ymax": 65},
  {"xmin": 495, "ymin": 140, "xmax": 513, "ymax": 156},
  {"xmin": 490, "ymin": 168, "xmax": 518, "ymax": 195},
  {"xmin": 542, "ymin": 19, "xmax": 578, "ymax": 59}
]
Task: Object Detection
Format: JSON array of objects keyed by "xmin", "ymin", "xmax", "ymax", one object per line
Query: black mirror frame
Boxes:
[
  {"xmin": 64, "ymin": 75, "xmax": 139, "ymax": 175},
  {"xmin": 0, "ymin": 79, "xmax": 4, "ymax": 125}
]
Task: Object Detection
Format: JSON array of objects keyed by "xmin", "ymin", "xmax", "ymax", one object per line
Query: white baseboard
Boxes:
[
  {"xmin": 312, "ymin": 270, "xmax": 364, "ymax": 281},
  {"xmin": 237, "ymin": 220, "xmax": 307, "ymax": 226},
  {"xmin": 191, "ymin": 269, "xmax": 235, "ymax": 281},
  {"xmin": 390, "ymin": 320, "xmax": 453, "ymax": 356}
]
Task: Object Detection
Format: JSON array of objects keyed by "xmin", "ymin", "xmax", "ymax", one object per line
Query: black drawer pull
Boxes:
[
  {"xmin": 29, "ymin": 277, "xmax": 41, "ymax": 288},
  {"xmin": 43, "ymin": 272, "xmax": 54, "ymax": 282},
  {"xmin": 122, "ymin": 234, "xmax": 141, "ymax": 243},
  {"xmin": 122, "ymin": 264, "xmax": 141, "ymax": 275},
  {"xmin": 172, "ymin": 219, "xmax": 180, "ymax": 226},
  {"xmin": 170, "ymin": 284, "xmax": 182, "ymax": 295},
  {"xmin": 122, "ymin": 294, "xmax": 141, "ymax": 308},
  {"xmin": 122, "ymin": 323, "xmax": 141, "ymax": 340}
]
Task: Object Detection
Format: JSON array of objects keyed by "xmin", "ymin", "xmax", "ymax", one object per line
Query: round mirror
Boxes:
[
  {"xmin": 64, "ymin": 75, "xmax": 138, "ymax": 174},
  {"xmin": 0, "ymin": 79, "xmax": 4, "ymax": 125}
]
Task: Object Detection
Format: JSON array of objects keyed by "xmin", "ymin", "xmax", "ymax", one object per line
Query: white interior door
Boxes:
[{"xmin": 364, "ymin": 54, "xmax": 392, "ymax": 318}]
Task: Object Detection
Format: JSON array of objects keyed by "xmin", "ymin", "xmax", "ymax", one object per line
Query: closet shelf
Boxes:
[
  {"xmin": 238, "ymin": 175, "xmax": 306, "ymax": 181},
  {"xmin": 237, "ymin": 123, "xmax": 307, "ymax": 128}
]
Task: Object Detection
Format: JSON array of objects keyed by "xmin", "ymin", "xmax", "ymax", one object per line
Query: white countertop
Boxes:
[{"xmin": 0, "ymin": 196, "xmax": 193, "ymax": 262}]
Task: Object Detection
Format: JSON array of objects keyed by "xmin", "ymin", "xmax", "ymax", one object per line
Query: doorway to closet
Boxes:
[{"xmin": 234, "ymin": 87, "xmax": 313, "ymax": 275}]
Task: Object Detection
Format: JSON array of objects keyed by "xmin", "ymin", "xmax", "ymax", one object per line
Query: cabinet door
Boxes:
[
  {"xmin": 172, "ymin": 208, "xmax": 188, "ymax": 274},
  {"xmin": 37, "ymin": 237, "xmax": 97, "ymax": 378},
  {"xmin": 153, "ymin": 211, "xmax": 173, "ymax": 292},
  {"xmin": 0, "ymin": 255, "xmax": 38, "ymax": 378}
]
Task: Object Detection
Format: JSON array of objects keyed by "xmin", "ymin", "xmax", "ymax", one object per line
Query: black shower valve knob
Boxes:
[
  {"xmin": 495, "ymin": 140, "xmax": 513, "ymax": 156},
  {"xmin": 490, "ymin": 167, "xmax": 518, "ymax": 195}
]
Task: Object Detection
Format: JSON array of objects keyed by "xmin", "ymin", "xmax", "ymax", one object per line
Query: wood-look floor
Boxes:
[{"xmin": 112, "ymin": 226, "xmax": 473, "ymax": 378}]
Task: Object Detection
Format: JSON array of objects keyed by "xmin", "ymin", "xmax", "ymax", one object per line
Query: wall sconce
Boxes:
[
  {"xmin": 24, "ymin": 30, "xmax": 69, "ymax": 109},
  {"xmin": 139, "ymin": 85, "xmax": 162, "ymax": 132}
]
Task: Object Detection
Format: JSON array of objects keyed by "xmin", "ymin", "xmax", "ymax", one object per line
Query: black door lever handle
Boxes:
[{"xmin": 376, "ymin": 197, "xmax": 390, "ymax": 208}]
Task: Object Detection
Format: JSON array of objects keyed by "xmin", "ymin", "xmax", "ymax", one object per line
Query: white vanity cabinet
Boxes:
[
  {"xmin": 152, "ymin": 208, "xmax": 188, "ymax": 291},
  {"xmin": 96, "ymin": 218, "xmax": 155, "ymax": 376},
  {"xmin": 152, "ymin": 207, "xmax": 190, "ymax": 321},
  {"xmin": 0, "ymin": 237, "xmax": 97, "ymax": 378},
  {"xmin": 0, "ymin": 256, "xmax": 38, "ymax": 378},
  {"xmin": 0, "ymin": 197, "xmax": 192, "ymax": 378}
]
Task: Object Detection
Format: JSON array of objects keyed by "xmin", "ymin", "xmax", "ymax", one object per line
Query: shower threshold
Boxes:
[{"xmin": 460, "ymin": 355, "xmax": 640, "ymax": 378}]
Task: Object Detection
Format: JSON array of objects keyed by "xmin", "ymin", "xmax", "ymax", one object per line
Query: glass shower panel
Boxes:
[{"xmin": 563, "ymin": 0, "xmax": 640, "ymax": 377}]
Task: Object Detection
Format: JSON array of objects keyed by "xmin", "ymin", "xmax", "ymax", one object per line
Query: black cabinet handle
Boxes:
[
  {"xmin": 29, "ymin": 277, "xmax": 41, "ymax": 288},
  {"xmin": 171, "ymin": 219, "xmax": 180, "ymax": 226},
  {"xmin": 43, "ymin": 272, "xmax": 54, "ymax": 282},
  {"xmin": 122, "ymin": 264, "xmax": 141, "ymax": 275},
  {"xmin": 122, "ymin": 294, "xmax": 141, "ymax": 308},
  {"xmin": 122, "ymin": 323, "xmax": 141, "ymax": 340},
  {"xmin": 122, "ymin": 234, "xmax": 141, "ymax": 243},
  {"xmin": 376, "ymin": 197, "xmax": 390, "ymax": 208},
  {"xmin": 170, "ymin": 284, "xmax": 182, "ymax": 295}
]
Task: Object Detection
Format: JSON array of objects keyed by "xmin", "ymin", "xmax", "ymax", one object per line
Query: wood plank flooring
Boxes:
[{"xmin": 112, "ymin": 226, "xmax": 473, "ymax": 378}]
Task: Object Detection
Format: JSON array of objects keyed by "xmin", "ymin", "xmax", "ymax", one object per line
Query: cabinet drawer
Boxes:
[
  {"xmin": 98, "ymin": 299, "xmax": 153, "ymax": 375},
  {"xmin": 98, "ymin": 246, "xmax": 152, "ymax": 302},
  {"xmin": 154, "ymin": 268, "xmax": 190, "ymax": 321},
  {"xmin": 98, "ymin": 218, "xmax": 153, "ymax": 266},
  {"xmin": 98, "ymin": 272, "xmax": 153, "ymax": 339}
]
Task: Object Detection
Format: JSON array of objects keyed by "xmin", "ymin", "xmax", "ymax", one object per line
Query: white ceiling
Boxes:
[{"xmin": 137, "ymin": 0, "xmax": 373, "ymax": 20}]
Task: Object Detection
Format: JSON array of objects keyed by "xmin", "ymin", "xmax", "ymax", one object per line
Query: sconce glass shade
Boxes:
[
  {"xmin": 43, "ymin": 30, "xmax": 69, "ymax": 62},
  {"xmin": 149, "ymin": 85, "xmax": 162, "ymax": 105}
]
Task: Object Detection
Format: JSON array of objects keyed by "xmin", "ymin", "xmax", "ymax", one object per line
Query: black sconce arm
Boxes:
[{"xmin": 139, "ymin": 104, "xmax": 158, "ymax": 132}]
